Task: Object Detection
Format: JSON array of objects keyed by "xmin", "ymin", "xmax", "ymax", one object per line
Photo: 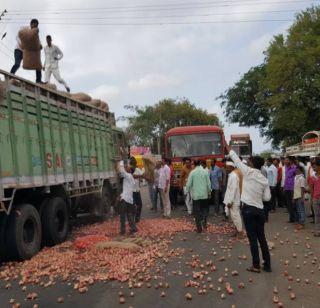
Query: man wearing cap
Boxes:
[{"xmin": 223, "ymin": 161, "xmax": 244, "ymax": 238}]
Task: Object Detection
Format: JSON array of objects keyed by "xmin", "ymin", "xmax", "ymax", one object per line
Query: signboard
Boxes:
[{"xmin": 130, "ymin": 146, "xmax": 151, "ymax": 156}]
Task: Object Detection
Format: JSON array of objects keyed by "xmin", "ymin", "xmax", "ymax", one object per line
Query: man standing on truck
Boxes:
[
  {"xmin": 10, "ymin": 18, "xmax": 42, "ymax": 83},
  {"xmin": 43, "ymin": 35, "xmax": 70, "ymax": 92}
]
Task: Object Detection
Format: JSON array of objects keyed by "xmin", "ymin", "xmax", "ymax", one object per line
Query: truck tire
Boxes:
[
  {"xmin": 41, "ymin": 197, "xmax": 69, "ymax": 246},
  {"xmin": 0, "ymin": 214, "xmax": 8, "ymax": 261},
  {"xmin": 7, "ymin": 204, "xmax": 42, "ymax": 260},
  {"xmin": 102, "ymin": 181, "xmax": 113, "ymax": 216}
]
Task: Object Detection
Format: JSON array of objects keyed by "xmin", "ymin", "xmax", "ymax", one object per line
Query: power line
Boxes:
[
  {"xmin": 0, "ymin": 8, "xmax": 305, "ymax": 21},
  {"xmin": 7, "ymin": 0, "xmax": 318, "ymax": 13},
  {"xmin": 6, "ymin": 0, "xmax": 319, "ymax": 15},
  {"xmin": 0, "ymin": 19, "xmax": 293, "ymax": 26}
]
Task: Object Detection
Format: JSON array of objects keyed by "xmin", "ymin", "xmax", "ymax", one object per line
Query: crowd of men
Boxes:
[
  {"xmin": 117, "ymin": 148, "xmax": 320, "ymax": 274},
  {"xmin": 10, "ymin": 19, "xmax": 70, "ymax": 92}
]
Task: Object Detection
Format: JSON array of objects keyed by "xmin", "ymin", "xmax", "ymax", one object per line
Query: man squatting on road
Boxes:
[{"xmin": 227, "ymin": 146, "xmax": 272, "ymax": 273}]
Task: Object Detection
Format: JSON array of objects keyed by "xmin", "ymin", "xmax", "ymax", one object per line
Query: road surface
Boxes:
[{"xmin": 0, "ymin": 188, "xmax": 319, "ymax": 308}]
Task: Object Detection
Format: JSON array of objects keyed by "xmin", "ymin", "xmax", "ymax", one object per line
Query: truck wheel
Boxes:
[
  {"xmin": 0, "ymin": 214, "xmax": 8, "ymax": 261},
  {"xmin": 7, "ymin": 204, "xmax": 42, "ymax": 260},
  {"xmin": 42, "ymin": 197, "xmax": 69, "ymax": 246},
  {"xmin": 102, "ymin": 181, "xmax": 113, "ymax": 216}
]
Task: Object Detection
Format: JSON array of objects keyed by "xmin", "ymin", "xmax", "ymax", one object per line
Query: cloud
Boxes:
[
  {"xmin": 128, "ymin": 73, "xmax": 182, "ymax": 91},
  {"xmin": 89, "ymin": 84, "xmax": 120, "ymax": 101}
]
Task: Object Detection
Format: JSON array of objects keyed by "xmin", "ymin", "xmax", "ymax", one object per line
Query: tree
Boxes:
[
  {"xmin": 124, "ymin": 98, "xmax": 220, "ymax": 153},
  {"xmin": 220, "ymin": 6, "xmax": 320, "ymax": 148}
]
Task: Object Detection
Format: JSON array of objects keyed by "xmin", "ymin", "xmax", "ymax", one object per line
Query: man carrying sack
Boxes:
[
  {"xmin": 44, "ymin": 35, "xmax": 70, "ymax": 92},
  {"xmin": 10, "ymin": 19, "xmax": 42, "ymax": 83}
]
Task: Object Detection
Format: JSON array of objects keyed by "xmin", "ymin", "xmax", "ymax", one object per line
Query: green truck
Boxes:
[{"xmin": 0, "ymin": 69, "xmax": 126, "ymax": 260}]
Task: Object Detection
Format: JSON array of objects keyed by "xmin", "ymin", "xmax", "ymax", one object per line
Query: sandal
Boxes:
[{"xmin": 246, "ymin": 266, "xmax": 261, "ymax": 273}]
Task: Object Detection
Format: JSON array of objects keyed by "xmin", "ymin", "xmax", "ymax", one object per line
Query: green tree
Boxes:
[
  {"xmin": 220, "ymin": 6, "xmax": 320, "ymax": 148},
  {"xmin": 125, "ymin": 98, "xmax": 220, "ymax": 152}
]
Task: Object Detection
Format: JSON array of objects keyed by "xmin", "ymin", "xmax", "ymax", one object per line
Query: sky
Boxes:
[{"xmin": 0, "ymin": 0, "xmax": 318, "ymax": 153}]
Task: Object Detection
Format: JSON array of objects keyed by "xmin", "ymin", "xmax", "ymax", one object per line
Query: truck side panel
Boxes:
[{"xmin": 0, "ymin": 82, "xmax": 115, "ymax": 191}]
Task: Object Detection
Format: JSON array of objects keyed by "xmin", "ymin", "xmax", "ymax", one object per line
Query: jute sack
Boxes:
[
  {"xmin": 142, "ymin": 155, "xmax": 156, "ymax": 182},
  {"xmin": 95, "ymin": 241, "xmax": 140, "ymax": 251},
  {"xmin": 10, "ymin": 79, "xmax": 21, "ymax": 87},
  {"xmin": 90, "ymin": 99, "xmax": 102, "ymax": 108},
  {"xmin": 23, "ymin": 49, "xmax": 42, "ymax": 70},
  {"xmin": 18, "ymin": 27, "xmax": 41, "ymax": 51},
  {"xmin": 100, "ymin": 100, "xmax": 109, "ymax": 111},
  {"xmin": 71, "ymin": 92, "xmax": 91, "ymax": 102},
  {"xmin": 42, "ymin": 83, "xmax": 57, "ymax": 91}
]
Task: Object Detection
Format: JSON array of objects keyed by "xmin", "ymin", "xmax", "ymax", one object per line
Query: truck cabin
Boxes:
[{"xmin": 229, "ymin": 134, "xmax": 252, "ymax": 159}]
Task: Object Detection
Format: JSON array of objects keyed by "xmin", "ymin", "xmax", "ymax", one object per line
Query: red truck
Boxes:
[
  {"xmin": 229, "ymin": 134, "xmax": 252, "ymax": 159},
  {"xmin": 165, "ymin": 125, "xmax": 226, "ymax": 188}
]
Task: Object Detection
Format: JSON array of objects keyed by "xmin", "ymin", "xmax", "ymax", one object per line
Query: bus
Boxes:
[
  {"xmin": 165, "ymin": 125, "xmax": 226, "ymax": 188},
  {"xmin": 229, "ymin": 134, "xmax": 252, "ymax": 159}
]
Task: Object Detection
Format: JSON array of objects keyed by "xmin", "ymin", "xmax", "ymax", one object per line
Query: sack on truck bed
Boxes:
[
  {"xmin": 100, "ymin": 100, "xmax": 109, "ymax": 111},
  {"xmin": 90, "ymin": 99, "xmax": 102, "ymax": 108},
  {"xmin": 23, "ymin": 49, "xmax": 42, "ymax": 70},
  {"xmin": 42, "ymin": 83, "xmax": 57, "ymax": 91},
  {"xmin": 18, "ymin": 27, "xmax": 41, "ymax": 51},
  {"xmin": 71, "ymin": 92, "xmax": 92, "ymax": 102},
  {"xmin": 142, "ymin": 155, "xmax": 156, "ymax": 182}
]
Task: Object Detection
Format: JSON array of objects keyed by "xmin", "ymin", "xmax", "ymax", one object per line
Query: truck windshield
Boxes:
[
  {"xmin": 167, "ymin": 133, "xmax": 222, "ymax": 158},
  {"xmin": 231, "ymin": 145, "xmax": 250, "ymax": 156}
]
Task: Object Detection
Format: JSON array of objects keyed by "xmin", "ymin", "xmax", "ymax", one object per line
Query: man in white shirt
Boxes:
[
  {"xmin": 151, "ymin": 161, "xmax": 163, "ymax": 211},
  {"xmin": 266, "ymin": 158, "xmax": 278, "ymax": 213},
  {"xmin": 118, "ymin": 161, "xmax": 137, "ymax": 235},
  {"xmin": 10, "ymin": 19, "xmax": 42, "ymax": 83},
  {"xmin": 227, "ymin": 145, "xmax": 272, "ymax": 273},
  {"xmin": 43, "ymin": 35, "xmax": 70, "ymax": 92},
  {"xmin": 159, "ymin": 159, "xmax": 171, "ymax": 218},
  {"xmin": 223, "ymin": 162, "xmax": 243, "ymax": 237}
]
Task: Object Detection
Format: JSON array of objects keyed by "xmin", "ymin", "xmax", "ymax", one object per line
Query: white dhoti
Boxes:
[
  {"xmin": 183, "ymin": 186, "xmax": 192, "ymax": 214},
  {"xmin": 44, "ymin": 67, "xmax": 69, "ymax": 89},
  {"xmin": 226, "ymin": 206, "xmax": 243, "ymax": 232},
  {"xmin": 224, "ymin": 171, "xmax": 243, "ymax": 232}
]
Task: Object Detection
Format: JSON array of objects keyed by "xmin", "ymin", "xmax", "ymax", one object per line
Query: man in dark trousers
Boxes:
[
  {"xmin": 186, "ymin": 160, "xmax": 211, "ymax": 233},
  {"xmin": 118, "ymin": 160, "xmax": 137, "ymax": 235},
  {"xmin": 10, "ymin": 18, "xmax": 42, "ymax": 83},
  {"xmin": 226, "ymin": 145, "xmax": 272, "ymax": 273}
]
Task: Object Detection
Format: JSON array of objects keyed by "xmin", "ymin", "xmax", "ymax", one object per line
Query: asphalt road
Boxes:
[{"xmin": 0, "ymin": 188, "xmax": 320, "ymax": 308}]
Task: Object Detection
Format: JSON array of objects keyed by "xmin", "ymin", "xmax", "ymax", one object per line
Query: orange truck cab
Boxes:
[{"xmin": 165, "ymin": 125, "xmax": 226, "ymax": 189}]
